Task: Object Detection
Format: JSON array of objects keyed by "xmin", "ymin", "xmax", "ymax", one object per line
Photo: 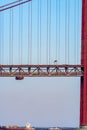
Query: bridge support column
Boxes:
[{"xmin": 80, "ymin": 0, "xmax": 87, "ymax": 127}]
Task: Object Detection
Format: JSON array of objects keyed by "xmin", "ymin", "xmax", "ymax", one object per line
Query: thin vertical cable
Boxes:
[
  {"xmin": 30, "ymin": 1, "xmax": 32, "ymax": 64},
  {"xmin": 28, "ymin": 2, "xmax": 30, "ymax": 64},
  {"xmin": 39, "ymin": 0, "xmax": 41, "ymax": 64},
  {"xmin": 0, "ymin": 13, "xmax": 1, "ymax": 63},
  {"xmin": 37, "ymin": 0, "xmax": 41, "ymax": 64},
  {"xmin": 0, "ymin": 13, "xmax": 3, "ymax": 64},
  {"xmin": 0, "ymin": 14, "xmax": 1, "ymax": 64},
  {"xmin": 37, "ymin": 0, "xmax": 39, "ymax": 64},
  {"xmin": 46, "ymin": 0, "xmax": 48, "ymax": 64},
  {"xmin": 74, "ymin": 0, "xmax": 76, "ymax": 64},
  {"xmin": 67, "ymin": 0, "xmax": 70, "ymax": 64},
  {"xmin": 9, "ymin": 8, "xmax": 13, "ymax": 64},
  {"xmin": 20, "ymin": 5, "xmax": 23, "ymax": 64},
  {"xmin": 49, "ymin": 0, "xmax": 51, "ymax": 64},
  {"xmin": 9, "ymin": 9, "xmax": 11, "ymax": 64},
  {"xmin": 28, "ymin": 1, "xmax": 32, "ymax": 64},
  {"xmin": 12, "ymin": 8, "xmax": 13, "ymax": 64},
  {"xmin": 2, "ymin": 12, "xmax": 4, "ymax": 64},
  {"xmin": 19, "ymin": 4, "xmax": 20, "ymax": 64},
  {"xmin": 56, "ymin": 0, "xmax": 58, "ymax": 62},
  {"xmin": 65, "ymin": 0, "xmax": 67, "ymax": 64},
  {"xmin": 21, "ymin": 5, "xmax": 23, "ymax": 64},
  {"xmin": 58, "ymin": 0, "xmax": 60, "ymax": 64},
  {"xmin": 77, "ymin": 0, "xmax": 80, "ymax": 64},
  {"xmin": 19, "ymin": 3, "xmax": 23, "ymax": 64}
]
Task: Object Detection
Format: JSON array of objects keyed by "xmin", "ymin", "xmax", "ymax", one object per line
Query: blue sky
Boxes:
[{"xmin": 0, "ymin": 0, "xmax": 82, "ymax": 128}]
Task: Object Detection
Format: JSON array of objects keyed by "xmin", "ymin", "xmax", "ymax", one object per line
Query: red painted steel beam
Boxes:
[
  {"xmin": 0, "ymin": 64, "xmax": 83, "ymax": 77},
  {"xmin": 0, "ymin": 0, "xmax": 31, "ymax": 12},
  {"xmin": 0, "ymin": 64, "xmax": 83, "ymax": 68},
  {"xmin": 80, "ymin": 0, "xmax": 87, "ymax": 126}
]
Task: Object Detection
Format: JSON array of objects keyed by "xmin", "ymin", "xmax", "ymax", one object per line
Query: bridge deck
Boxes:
[{"xmin": 0, "ymin": 64, "xmax": 83, "ymax": 78}]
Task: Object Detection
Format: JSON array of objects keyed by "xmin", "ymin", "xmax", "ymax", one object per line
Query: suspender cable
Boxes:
[
  {"xmin": 37, "ymin": 0, "xmax": 41, "ymax": 64},
  {"xmin": 56, "ymin": 0, "xmax": 58, "ymax": 63},
  {"xmin": 28, "ymin": 1, "xmax": 32, "ymax": 64},
  {"xmin": 0, "ymin": 13, "xmax": 1, "ymax": 63},
  {"xmin": 30, "ymin": 1, "xmax": 32, "ymax": 64},
  {"xmin": 76, "ymin": 0, "xmax": 80, "ymax": 64},
  {"xmin": 67, "ymin": 0, "xmax": 70, "ymax": 64},
  {"xmin": 74, "ymin": 0, "xmax": 76, "ymax": 64},
  {"xmin": 65, "ymin": 0, "xmax": 67, "ymax": 64},
  {"xmin": 12, "ymin": 9, "xmax": 13, "ymax": 64},
  {"xmin": 65, "ymin": 0, "xmax": 70, "ymax": 64},
  {"xmin": 0, "ymin": 13, "xmax": 3, "ymax": 64},
  {"xmin": 46, "ymin": 0, "xmax": 48, "ymax": 64},
  {"xmin": 19, "ymin": 4, "xmax": 20, "ymax": 64},
  {"xmin": 58, "ymin": 0, "xmax": 60, "ymax": 64},
  {"xmin": 28, "ymin": 2, "xmax": 30, "ymax": 64},
  {"xmin": 37, "ymin": 0, "xmax": 39, "ymax": 64},
  {"xmin": 77, "ymin": 0, "xmax": 80, "ymax": 64},
  {"xmin": 2, "ymin": 12, "xmax": 4, "ymax": 64},
  {"xmin": 9, "ymin": 9, "xmax": 11, "ymax": 64},
  {"xmin": 46, "ymin": 0, "xmax": 51, "ymax": 65},
  {"xmin": 39, "ymin": 0, "xmax": 41, "ymax": 64},
  {"xmin": 19, "ymin": 3, "xmax": 23, "ymax": 64},
  {"xmin": 21, "ymin": 5, "xmax": 23, "ymax": 64},
  {"xmin": 49, "ymin": 0, "xmax": 51, "ymax": 64},
  {"xmin": 9, "ymin": 8, "xmax": 13, "ymax": 64}
]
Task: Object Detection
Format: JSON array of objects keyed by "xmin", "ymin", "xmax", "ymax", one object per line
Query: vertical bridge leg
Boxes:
[{"xmin": 80, "ymin": 0, "xmax": 87, "ymax": 128}]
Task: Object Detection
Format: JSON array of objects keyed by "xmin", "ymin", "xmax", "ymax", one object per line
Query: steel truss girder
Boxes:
[{"xmin": 0, "ymin": 64, "xmax": 84, "ymax": 77}]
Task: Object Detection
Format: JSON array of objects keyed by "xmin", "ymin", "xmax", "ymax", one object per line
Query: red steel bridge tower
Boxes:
[{"xmin": 80, "ymin": 0, "xmax": 87, "ymax": 127}]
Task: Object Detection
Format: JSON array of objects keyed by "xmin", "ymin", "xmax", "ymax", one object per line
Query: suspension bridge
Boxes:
[{"xmin": 0, "ymin": 0, "xmax": 87, "ymax": 128}]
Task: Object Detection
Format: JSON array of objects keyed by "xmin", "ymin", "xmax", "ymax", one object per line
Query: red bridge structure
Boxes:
[
  {"xmin": 80, "ymin": 0, "xmax": 87, "ymax": 127},
  {"xmin": 0, "ymin": 0, "xmax": 87, "ymax": 128}
]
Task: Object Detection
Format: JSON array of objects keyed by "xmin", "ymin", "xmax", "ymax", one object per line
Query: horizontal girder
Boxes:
[{"xmin": 0, "ymin": 64, "xmax": 84, "ymax": 77}]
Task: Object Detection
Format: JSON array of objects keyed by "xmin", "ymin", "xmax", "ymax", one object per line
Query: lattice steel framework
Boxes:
[{"xmin": 0, "ymin": 64, "xmax": 83, "ymax": 79}]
